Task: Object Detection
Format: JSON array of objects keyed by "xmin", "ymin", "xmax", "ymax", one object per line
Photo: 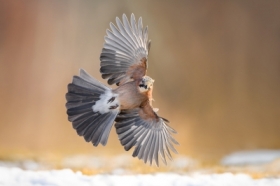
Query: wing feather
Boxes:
[
  {"xmin": 142, "ymin": 27, "xmax": 148, "ymax": 49},
  {"xmin": 123, "ymin": 125, "xmax": 145, "ymax": 151},
  {"xmin": 138, "ymin": 129, "xmax": 150, "ymax": 161},
  {"xmin": 115, "ymin": 105, "xmax": 178, "ymax": 166},
  {"xmin": 122, "ymin": 121, "xmax": 147, "ymax": 151},
  {"xmin": 138, "ymin": 17, "xmax": 143, "ymax": 37},
  {"xmin": 159, "ymin": 131, "xmax": 167, "ymax": 165},
  {"xmin": 100, "ymin": 14, "xmax": 149, "ymax": 85},
  {"xmin": 147, "ymin": 130, "xmax": 156, "ymax": 165},
  {"xmin": 104, "ymin": 38, "xmax": 132, "ymax": 57},
  {"xmin": 153, "ymin": 131, "xmax": 160, "ymax": 166},
  {"xmin": 110, "ymin": 22, "xmax": 136, "ymax": 50},
  {"xmin": 122, "ymin": 14, "xmax": 141, "ymax": 49},
  {"xmin": 143, "ymin": 130, "xmax": 154, "ymax": 163},
  {"xmin": 106, "ymin": 29, "xmax": 134, "ymax": 52},
  {"xmin": 130, "ymin": 14, "xmax": 138, "ymax": 36},
  {"xmin": 117, "ymin": 16, "xmax": 139, "ymax": 50}
]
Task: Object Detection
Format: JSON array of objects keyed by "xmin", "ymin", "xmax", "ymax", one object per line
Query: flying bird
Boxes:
[{"xmin": 65, "ymin": 14, "xmax": 178, "ymax": 166}]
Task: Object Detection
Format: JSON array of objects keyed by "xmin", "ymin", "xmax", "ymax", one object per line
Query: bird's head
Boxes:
[{"xmin": 139, "ymin": 76, "xmax": 154, "ymax": 92}]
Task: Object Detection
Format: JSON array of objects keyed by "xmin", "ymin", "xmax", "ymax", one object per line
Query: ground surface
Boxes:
[
  {"xmin": 1, "ymin": 167, "xmax": 280, "ymax": 186},
  {"xmin": 1, "ymin": 150, "xmax": 280, "ymax": 186}
]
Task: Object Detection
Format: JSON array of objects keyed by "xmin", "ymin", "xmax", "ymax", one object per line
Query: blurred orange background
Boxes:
[{"xmin": 0, "ymin": 0, "xmax": 280, "ymax": 163}]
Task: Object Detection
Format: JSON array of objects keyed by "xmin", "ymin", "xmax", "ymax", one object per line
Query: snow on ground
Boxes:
[
  {"xmin": 1, "ymin": 150, "xmax": 280, "ymax": 186},
  {"xmin": 61, "ymin": 154, "xmax": 197, "ymax": 173},
  {"xmin": 0, "ymin": 167, "xmax": 280, "ymax": 186},
  {"xmin": 221, "ymin": 149, "xmax": 280, "ymax": 166}
]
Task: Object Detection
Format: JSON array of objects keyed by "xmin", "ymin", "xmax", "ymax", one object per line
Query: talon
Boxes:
[
  {"xmin": 109, "ymin": 104, "xmax": 119, "ymax": 109},
  {"xmin": 108, "ymin": 97, "xmax": 115, "ymax": 103}
]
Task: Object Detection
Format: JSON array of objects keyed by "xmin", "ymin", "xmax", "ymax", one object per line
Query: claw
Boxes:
[
  {"xmin": 109, "ymin": 104, "xmax": 119, "ymax": 109},
  {"xmin": 107, "ymin": 97, "xmax": 115, "ymax": 103}
]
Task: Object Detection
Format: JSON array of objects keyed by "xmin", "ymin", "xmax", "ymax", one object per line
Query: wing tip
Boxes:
[
  {"xmin": 79, "ymin": 68, "xmax": 86, "ymax": 75},
  {"xmin": 131, "ymin": 13, "xmax": 135, "ymax": 19},
  {"xmin": 122, "ymin": 13, "xmax": 128, "ymax": 20}
]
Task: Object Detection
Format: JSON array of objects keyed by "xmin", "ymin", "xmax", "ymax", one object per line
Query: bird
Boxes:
[{"xmin": 65, "ymin": 13, "xmax": 178, "ymax": 166}]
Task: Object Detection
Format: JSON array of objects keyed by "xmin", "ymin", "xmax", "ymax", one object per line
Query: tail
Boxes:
[{"xmin": 66, "ymin": 69, "xmax": 119, "ymax": 146}]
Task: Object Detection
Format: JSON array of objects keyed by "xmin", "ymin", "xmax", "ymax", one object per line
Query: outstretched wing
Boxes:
[
  {"xmin": 115, "ymin": 103, "xmax": 178, "ymax": 166},
  {"xmin": 100, "ymin": 13, "xmax": 150, "ymax": 86}
]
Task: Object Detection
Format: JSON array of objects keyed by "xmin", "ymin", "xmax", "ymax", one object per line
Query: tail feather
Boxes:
[
  {"xmin": 72, "ymin": 76, "xmax": 107, "ymax": 94},
  {"xmin": 79, "ymin": 69, "xmax": 107, "ymax": 90},
  {"xmin": 66, "ymin": 91, "xmax": 99, "ymax": 110},
  {"xmin": 67, "ymin": 104, "xmax": 93, "ymax": 116},
  {"xmin": 100, "ymin": 112, "xmax": 119, "ymax": 144},
  {"xmin": 66, "ymin": 69, "xmax": 119, "ymax": 146},
  {"xmin": 68, "ymin": 111, "xmax": 92, "ymax": 122},
  {"xmin": 66, "ymin": 92, "xmax": 98, "ymax": 102},
  {"xmin": 91, "ymin": 111, "xmax": 118, "ymax": 146},
  {"xmin": 75, "ymin": 113, "xmax": 98, "ymax": 136},
  {"xmin": 67, "ymin": 84, "xmax": 99, "ymax": 97},
  {"xmin": 65, "ymin": 99, "xmax": 95, "ymax": 109}
]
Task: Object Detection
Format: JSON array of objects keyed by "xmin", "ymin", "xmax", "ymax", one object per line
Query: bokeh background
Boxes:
[{"xmin": 0, "ymin": 0, "xmax": 280, "ymax": 168}]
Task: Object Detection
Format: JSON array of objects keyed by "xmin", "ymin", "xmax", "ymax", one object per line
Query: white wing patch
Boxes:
[{"xmin": 92, "ymin": 90, "xmax": 119, "ymax": 114}]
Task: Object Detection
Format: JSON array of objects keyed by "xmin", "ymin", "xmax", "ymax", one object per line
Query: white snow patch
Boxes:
[
  {"xmin": 221, "ymin": 149, "xmax": 280, "ymax": 166},
  {"xmin": 92, "ymin": 90, "xmax": 119, "ymax": 114},
  {"xmin": 1, "ymin": 167, "xmax": 280, "ymax": 186}
]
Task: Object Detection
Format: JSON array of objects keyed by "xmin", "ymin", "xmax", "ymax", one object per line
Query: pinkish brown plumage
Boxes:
[
  {"xmin": 113, "ymin": 81, "xmax": 148, "ymax": 110},
  {"xmin": 66, "ymin": 14, "xmax": 178, "ymax": 166}
]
